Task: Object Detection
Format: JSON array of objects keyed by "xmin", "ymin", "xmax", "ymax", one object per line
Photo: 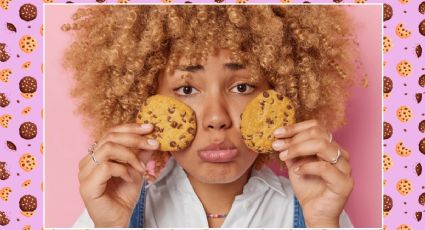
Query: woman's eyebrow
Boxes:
[{"xmin": 177, "ymin": 63, "xmax": 245, "ymax": 72}]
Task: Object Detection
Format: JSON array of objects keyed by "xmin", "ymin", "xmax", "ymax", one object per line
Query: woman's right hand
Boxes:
[{"xmin": 78, "ymin": 123, "xmax": 159, "ymax": 228}]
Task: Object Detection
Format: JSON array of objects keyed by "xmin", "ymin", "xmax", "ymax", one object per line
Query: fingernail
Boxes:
[
  {"xmin": 140, "ymin": 124, "xmax": 152, "ymax": 130},
  {"xmin": 273, "ymin": 127, "xmax": 286, "ymax": 136},
  {"xmin": 294, "ymin": 166, "xmax": 300, "ymax": 174},
  {"xmin": 147, "ymin": 139, "xmax": 158, "ymax": 146},
  {"xmin": 272, "ymin": 140, "xmax": 286, "ymax": 151},
  {"xmin": 279, "ymin": 150, "xmax": 288, "ymax": 161}
]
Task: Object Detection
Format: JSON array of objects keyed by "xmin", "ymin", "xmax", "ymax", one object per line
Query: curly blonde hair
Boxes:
[{"xmin": 63, "ymin": 5, "xmax": 358, "ymax": 173}]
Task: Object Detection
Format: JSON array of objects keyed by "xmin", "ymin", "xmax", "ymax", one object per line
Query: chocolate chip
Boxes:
[
  {"xmin": 263, "ymin": 91, "xmax": 269, "ymax": 98},
  {"xmin": 177, "ymin": 123, "xmax": 182, "ymax": 129},
  {"xmin": 180, "ymin": 111, "xmax": 186, "ymax": 117},
  {"xmin": 286, "ymin": 105, "xmax": 292, "ymax": 110},
  {"xmin": 170, "ymin": 141, "xmax": 177, "ymax": 147},
  {"xmin": 277, "ymin": 94, "xmax": 283, "ymax": 100},
  {"xmin": 168, "ymin": 107, "xmax": 175, "ymax": 114},
  {"xmin": 187, "ymin": 127, "xmax": 195, "ymax": 135},
  {"xmin": 179, "ymin": 134, "xmax": 186, "ymax": 140},
  {"xmin": 171, "ymin": 121, "xmax": 177, "ymax": 128},
  {"xmin": 266, "ymin": 118, "xmax": 274, "ymax": 125}
]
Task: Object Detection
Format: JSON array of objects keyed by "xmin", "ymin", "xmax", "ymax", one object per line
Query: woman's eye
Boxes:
[
  {"xmin": 230, "ymin": 83, "xmax": 256, "ymax": 94},
  {"xmin": 174, "ymin": 86, "xmax": 200, "ymax": 96}
]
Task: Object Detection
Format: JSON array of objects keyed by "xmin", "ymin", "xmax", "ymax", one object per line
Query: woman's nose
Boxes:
[{"xmin": 201, "ymin": 96, "xmax": 232, "ymax": 131}]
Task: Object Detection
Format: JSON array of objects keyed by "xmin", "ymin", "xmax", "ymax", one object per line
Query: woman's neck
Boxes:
[{"xmin": 186, "ymin": 167, "xmax": 253, "ymax": 221}]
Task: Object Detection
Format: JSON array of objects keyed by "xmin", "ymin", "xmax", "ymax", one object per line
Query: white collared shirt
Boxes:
[{"xmin": 73, "ymin": 157, "xmax": 353, "ymax": 228}]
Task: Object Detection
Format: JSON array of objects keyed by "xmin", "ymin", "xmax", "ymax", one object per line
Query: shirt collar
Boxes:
[{"xmin": 149, "ymin": 157, "xmax": 288, "ymax": 198}]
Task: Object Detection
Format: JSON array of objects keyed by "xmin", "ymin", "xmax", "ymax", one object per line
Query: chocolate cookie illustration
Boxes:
[
  {"xmin": 383, "ymin": 4, "xmax": 393, "ymax": 21},
  {"xmin": 6, "ymin": 22, "xmax": 16, "ymax": 33},
  {"xmin": 420, "ymin": 192, "xmax": 425, "ymax": 205},
  {"xmin": 416, "ymin": 163, "xmax": 422, "ymax": 176},
  {"xmin": 19, "ymin": 122, "xmax": 37, "ymax": 140},
  {"xmin": 0, "ymin": 43, "xmax": 10, "ymax": 62},
  {"xmin": 396, "ymin": 179, "xmax": 413, "ymax": 196},
  {"xmin": 6, "ymin": 141, "xmax": 16, "ymax": 151},
  {"xmin": 240, "ymin": 90, "xmax": 296, "ymax": 154},
  {"xmin": 0, "ymin": 162, "xmax": 10, "ymax": 180},
  {"xmin": 417, "ymin": 44, "xmax": 423, "ymax": 58},
  {"xmin": 136, "ymin": 95, "xmax": 197, "ymax": 151},
  {"xmin": 383, "ymin": 194, "xmax": 393, "ymax": 217},
  {"xmin": 420, "ymin": 19, "xmax": 425, "ymax": 36},
  {"xmin": 19, "ymin": 195, "xmax": 37, "ymax": 212},
  {"xmin": 19, "ymin": 3, "xmax": 37, "ymax": 22},
  {"xmin": 419, "ymin": 120, "xmax": 425, "ymax": 133},
  {"xmin": 416, "ymin": 212, "xmax": 422, "ymax": 222},
  {"xmin": 19, "ymin": 76, "xmax": 37, "ymax": 93},
  {"xmin": 0, "ymin": 211, "xmax": 9, "ymax": 226},
  {"xmin": 420, "ymin": 74, "xmax": 425, "ymax": 87},
  {"xmin": 0, "ymin": 93, "xmax": 10, "ymax": 108},
  {"xmin": 383, "ymin": 76, "xmax": 392, "ymax": 93},
  {"xmin": 420, "ymin": 1, "xmax": 425, "ymax": 14},
  {"xmin": 384, "ymin": 122, "xmax": 393, "ymax": 139},
  {"xmin": 416, "ymin": 93, "xmax": 423, "ymax": 103},
  {"xmin": 419, "ymin": 138, "xmax": 425, "ymax": 155}
]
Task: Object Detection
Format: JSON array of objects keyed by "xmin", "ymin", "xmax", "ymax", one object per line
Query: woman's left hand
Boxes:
[{"xmin": 272, "ymin": 119, "xmax": 354, "ymax": 228}]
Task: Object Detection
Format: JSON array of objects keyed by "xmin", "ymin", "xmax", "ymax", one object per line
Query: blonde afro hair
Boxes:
[{"xmin": 63, "ymin": 5, "xmax": 358, "ymax": 172}]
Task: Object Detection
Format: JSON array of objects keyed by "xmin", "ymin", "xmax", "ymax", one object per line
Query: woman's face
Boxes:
[{"xmin": 157, "ymin": 49, "xmax": 271, "ymax": 184}]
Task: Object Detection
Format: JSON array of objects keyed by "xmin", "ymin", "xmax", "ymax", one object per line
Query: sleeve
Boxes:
[
  {"xmin": 339, "ymin": 210, "xmax": 354, "ymax": 228},
  {"xmin": 72, "ymin": 209, "xmax": 95, "ymax": 228}
]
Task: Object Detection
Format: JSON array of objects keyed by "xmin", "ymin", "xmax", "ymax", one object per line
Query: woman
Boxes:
[{"xmin": 65, "ymin": 4, "xmax": 357, "ymax": 228}]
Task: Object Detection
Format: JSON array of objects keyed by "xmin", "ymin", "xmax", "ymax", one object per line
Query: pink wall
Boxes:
[{"xmin": 45, "ymin": 5, "xmax": 382, "ymax": 228}]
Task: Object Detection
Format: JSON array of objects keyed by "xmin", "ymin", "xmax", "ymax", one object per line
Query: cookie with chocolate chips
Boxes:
[
  {"xmin": 419, "ymin": 138, "xmax": 425, "ymax": 155},
  {"xmin": 0, "ymin": 43, "xmax": 10, "ymax": 62},
  {"xmin": 136, "ymin": 95, "xmax": 197, "ymax": 151},
  {"xmin": 383, "ymin": 194, "xmax": 393, "ymax": 215},
  {"xmin": 420, "ymin": 74, "xmax": 425, "ymax": 87},
  {"xmin": 240, "ymin": 90, "xmax": 296, "ymax": 154},
  {"xmin": 19, "ymin": 76, "xmax": 37, "ymax": 93}
]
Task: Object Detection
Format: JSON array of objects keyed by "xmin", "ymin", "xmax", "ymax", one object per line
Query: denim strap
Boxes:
[
  {"xmin": 128, "ymin": 180, "xmax": 149, "ymax": 228},
  {"xmin": 293, "ymin": 196, "xmax": 306, "ymax": 228}
]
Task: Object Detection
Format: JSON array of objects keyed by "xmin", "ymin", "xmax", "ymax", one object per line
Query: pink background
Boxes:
[{"xmin": 45, "ymin": 5, "xmax": 382, "ymax": 228}]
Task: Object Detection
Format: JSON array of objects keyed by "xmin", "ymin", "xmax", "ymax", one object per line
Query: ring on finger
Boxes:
[
  {"xmin": 88, "ymin": 142, "xmax": 101, "ymax": 164},
  {"xmin": 327, "ymin": 148, "xmax": 341, "ymax": 164}
]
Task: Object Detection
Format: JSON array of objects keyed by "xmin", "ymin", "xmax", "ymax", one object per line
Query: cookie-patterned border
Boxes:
[{"xmin": 2, "ymin": 0, "xmax": 417, "ymax": 229}]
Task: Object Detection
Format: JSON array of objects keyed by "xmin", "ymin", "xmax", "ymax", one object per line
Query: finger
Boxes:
[
  {"xmin": 332, "ymin": 157, "xmax": 352, "ymax": 176},
  {"xmin": 79, "ymin": 142, "xmax": 146, "ymax": 181},
  {"xmin": 96, "ymin": 132, "xmax": 159, "ymax": 151},
  {"xmin": 107, "ymin": 123, "xmax": 155, "ymax": 135},
  {"xmin": 272, "ymin": 126, "xmax": 329, "ymax": 152},
  {"xmin": 294, "ymin": 161, "xmax": 353, "ymax": 195},
  {"xmin": 80, "ymin": 162, "xmax": 135, "ymax": 200},
  {"xmin": 279, "ymin": 138, "xmax": 338, "ymax": 162},
  {"xmin": 273, "ymin": 119, "xmax": 320, "ymax": 138}
]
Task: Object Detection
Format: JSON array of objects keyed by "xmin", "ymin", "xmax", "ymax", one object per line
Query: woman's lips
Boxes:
[{"xmin": 198, "ymin": 149, "xmax": 238, "ymax": 163}]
